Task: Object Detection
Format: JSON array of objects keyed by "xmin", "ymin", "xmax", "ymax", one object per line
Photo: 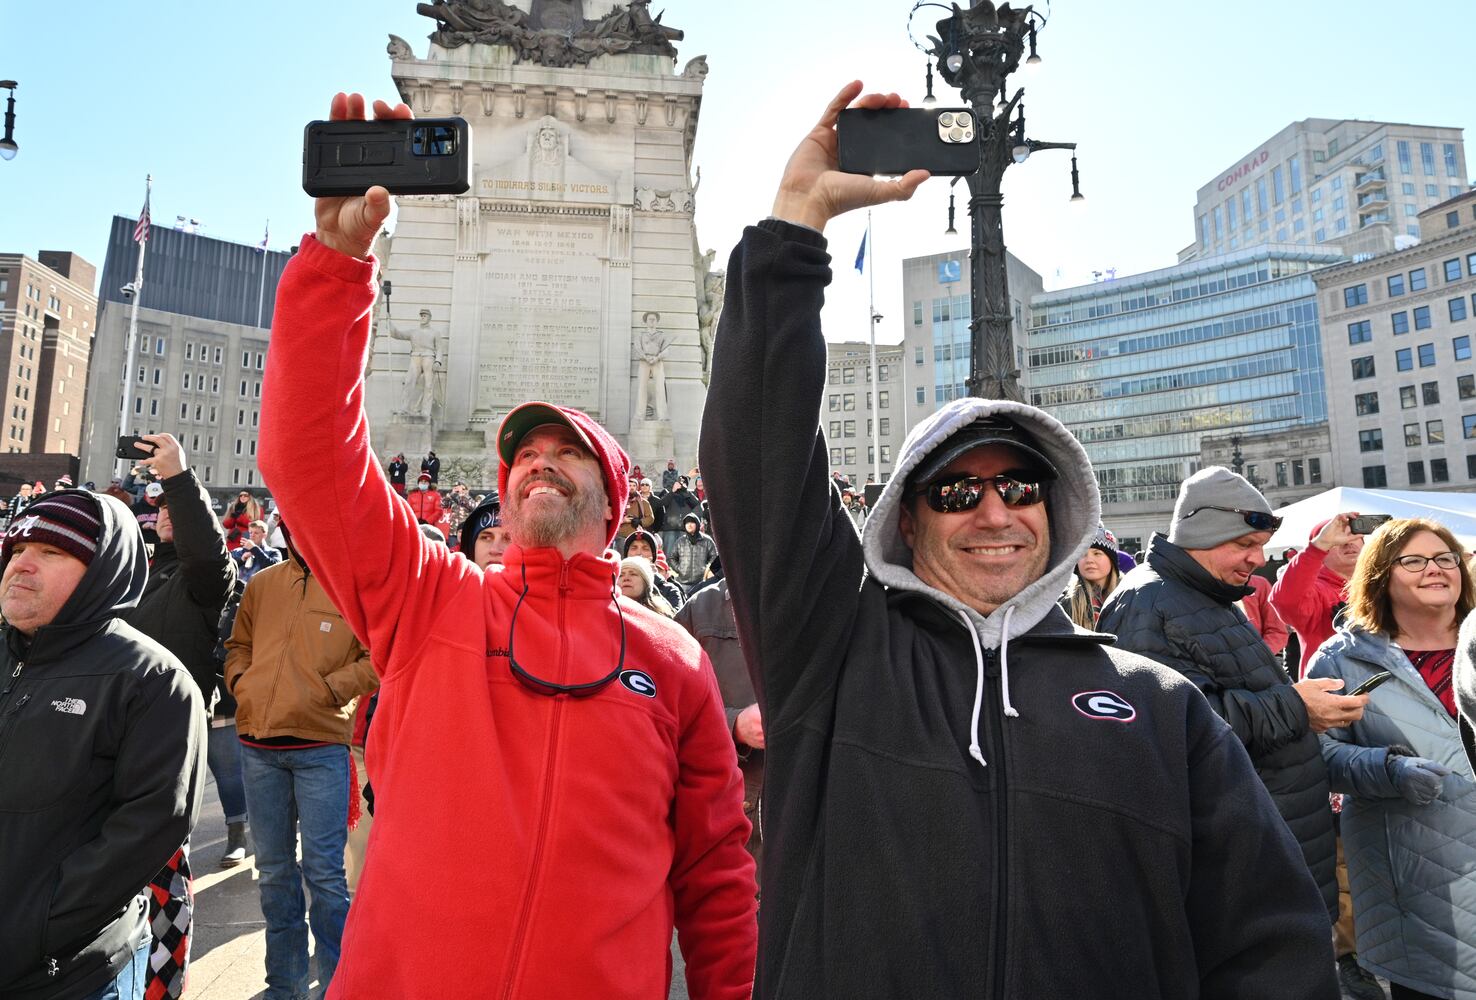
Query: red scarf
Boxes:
[{"xmin": 1405, "ymin": 648, "xmax": 1457, "ymax": 718}]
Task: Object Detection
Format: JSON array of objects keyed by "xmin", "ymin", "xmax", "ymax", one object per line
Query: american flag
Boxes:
[
  {"xmin": 133, "ymin": 189, "xmax": 151, "ymax": 243},
  {"xmin": 255, "ymin": 220, "xmax": 269, "ymax": 254}
]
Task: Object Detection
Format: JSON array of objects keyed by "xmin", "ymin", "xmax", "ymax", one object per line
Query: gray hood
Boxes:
[{"xmin": 862, "ymin": 397, "xmax": 1101, "ymax": 650}]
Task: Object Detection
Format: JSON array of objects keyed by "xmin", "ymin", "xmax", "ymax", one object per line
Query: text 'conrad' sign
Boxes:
[{"xmin": 1216, "ymin": 150, "xmax": 1270, "ymax": 192}]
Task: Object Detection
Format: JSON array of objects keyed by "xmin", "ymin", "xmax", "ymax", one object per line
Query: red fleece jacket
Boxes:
[
  {"xmin": 259, "ymin": 236, "xmax": 755, "ymax": 1000},
  {"xmin": 1270, "ymin": 546, "xmax": 1349, "ymax": 678}
]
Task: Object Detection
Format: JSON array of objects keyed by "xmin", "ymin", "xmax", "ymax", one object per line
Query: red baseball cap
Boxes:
[{"xmin": 496, "ymin": 402, "xmax": 631, "ymax": 547}]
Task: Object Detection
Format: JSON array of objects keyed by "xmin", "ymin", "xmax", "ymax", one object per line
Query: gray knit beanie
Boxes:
[{"xmin": 1168, "ymin": 467, "xmax": 1274, "ymax": 550}]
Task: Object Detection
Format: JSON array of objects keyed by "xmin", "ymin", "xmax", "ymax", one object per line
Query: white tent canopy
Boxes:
[{"xmin": 1267, "ymin": 486, "xmax": 1476, "ymax": 555}]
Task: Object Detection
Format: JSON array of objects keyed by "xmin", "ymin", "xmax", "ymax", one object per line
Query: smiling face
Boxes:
[
  {"xmin": 1186, "ymin": 531, "xmax": 1270, "ymax": 588},
  {"xmin": 897, "ymin": 443, "xmax": 1051, "ymax": 617},
  {"xmin": 0, "ymin": 542, "xmax": 87, "ymax": 636},
  {"xmin": 501, "ymin": 423, "xmax": 611, "ymax": 556},
  {"xmin": 1388, "ymin": 529, "xmax": 1463, "ymax": 622}
]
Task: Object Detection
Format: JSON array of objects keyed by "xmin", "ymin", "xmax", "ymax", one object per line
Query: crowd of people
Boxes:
[{"xmin": 3, "ymin": 83, "xmax": 1476, "ymax": 1000}]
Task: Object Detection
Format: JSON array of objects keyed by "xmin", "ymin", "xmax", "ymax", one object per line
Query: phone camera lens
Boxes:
[
  {"xmin": 950, "ymin": 127, "xmax": 965, "ymax": 142},
  {"xmin": 939, "ymin": 112, "xmax": 954, "ymax": 127},
  {"xmin": 956, "ymin": 113, "xmax": 972, "ymax": 128}
]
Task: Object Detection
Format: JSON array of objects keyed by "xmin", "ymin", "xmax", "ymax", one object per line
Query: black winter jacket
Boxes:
[
  {"xmin": 124, "ymin": 470, "xmax": 237, "ymax": 709},
  {"xmin": 0, "ymin": 492, "xmax": 206, "ymax": 1000},
  {"xmin": 701, "ymin": 220, "xmax": 1337, "ymax": 1000},
  {"xmin": 1098, "ymin": 534, "xmax": 1338, "ymax": 918}
]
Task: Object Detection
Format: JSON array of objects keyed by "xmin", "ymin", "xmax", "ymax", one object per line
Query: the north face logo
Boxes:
[{"xmin": 51, "ymin": 698, "xmax": 86, "ymax": 716}]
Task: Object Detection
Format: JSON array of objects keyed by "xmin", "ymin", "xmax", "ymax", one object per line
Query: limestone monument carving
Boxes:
[
  {"xmin": 369, "ymin": 0, "xmax": 709, "ymax": 476},
  {"xmin": 385, "ymin": 307, "xmax": 443, "ymax": 419},
  {"xmin": 697, "ymin": 271, "xmax": 724, "ymax": 387},
  {"xmin": 633, "ymin": 311, "xmax": 673, "ymax": 422}
]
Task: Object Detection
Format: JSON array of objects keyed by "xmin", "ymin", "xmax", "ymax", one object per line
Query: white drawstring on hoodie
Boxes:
[{"xmin": 962, "ymin": 604, "xmax": 1021, "ymax": 769}]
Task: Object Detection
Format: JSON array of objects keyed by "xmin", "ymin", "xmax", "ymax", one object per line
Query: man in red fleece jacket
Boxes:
[
  {"xmin": 256, "ymin": 92, "xmax": 756, "ymax": 1000},
  {"xmin": 1270, "ymin": 513, "xmax": 1366, "ymax": 678}
]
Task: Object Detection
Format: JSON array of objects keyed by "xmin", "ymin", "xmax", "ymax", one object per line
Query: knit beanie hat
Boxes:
[
  {"xmin": 1, "ymin": 491, "xmax": 102, "ymax": 568},
  {"xmin": 457, "ymin": 492, "xmax": 503, "ymax": 561},
  {"xmin": 619, "ymin": 556, "xmax": 657, "ymax": 599},
  {"xmin": 1089, "ymin": 523, "xmax": 1118, "ymax": 558},
  {"xmin": 622, "ymin": 528, "xmax": 660, "ymax": 559},
  {"xmin": 1168, "ymin": 467, "xmax": 1274, "ymax": 550}
]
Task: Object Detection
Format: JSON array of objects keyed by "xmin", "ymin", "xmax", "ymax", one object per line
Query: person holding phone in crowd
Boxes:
[
  {"xmin": 1272, "ymin": 513, "xmax": 1370, "ymax": 678},
  {"xmin": 1306, "ymin": 519, "xmax": 1476, "ymax": 1000}
]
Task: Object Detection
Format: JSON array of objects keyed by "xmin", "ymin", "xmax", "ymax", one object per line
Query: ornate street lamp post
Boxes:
[
  {"xmin": 911, "ymin": 2, "xmax": 1081, "ymax": 401},
  {"xmin": 0, "ymin": 81, "xmax": 19, "ymax": 161}
]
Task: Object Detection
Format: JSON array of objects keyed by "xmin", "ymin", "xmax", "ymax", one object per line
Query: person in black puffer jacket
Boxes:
[{"xmin": 1099, "ymin": 466, "xmax": 1360, "ymax": 922}]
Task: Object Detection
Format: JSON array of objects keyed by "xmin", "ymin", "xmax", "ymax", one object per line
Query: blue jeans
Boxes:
[
  {"xmin": 207, "ymin": 722, "xmax": 248, "ymax": 824},
  {"xmin": 240, "ymin": 743, "xmax": 351, "ymax": 1000},
  {"xmin": 79, "ymin": 942, "xmax": 148, "ymax": 1000}
]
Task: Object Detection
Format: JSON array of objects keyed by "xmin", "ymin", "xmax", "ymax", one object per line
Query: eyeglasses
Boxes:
[
  {"xmin": 1180, "ymin": 505, "xmax": 1282, "ymax": 532},
  {"xmin": 1393, "ymin": 551, "xmax": 1463, "ymax": 572},
  {"xmin": 911, "ymin": 474, "xmax": 1046, "ymax": 514},
  {"xmin": 507, "ymin": 561, "xmax": 626, "ymax": 697}
]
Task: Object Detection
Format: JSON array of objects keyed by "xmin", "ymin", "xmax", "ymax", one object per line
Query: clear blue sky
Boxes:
[{"xmin": 1, "ymin": 1, "xmax": 1470, "ymax": 345}]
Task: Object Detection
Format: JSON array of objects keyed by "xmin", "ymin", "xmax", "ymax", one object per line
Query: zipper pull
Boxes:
[
  {"xmin": 559, "ymin": 560, "xmax": 571, "ymax": 592},
  {"xmin": 11, "ymin": 660, "xmax": 22, "ymax": 679}
]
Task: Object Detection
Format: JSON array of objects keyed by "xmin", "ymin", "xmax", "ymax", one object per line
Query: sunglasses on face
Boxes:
[
  {"xmin": 911, "ymin": 474, "xmax": 1046, "ymax": 514},
  {"xmin": 1180, "ymin": 505, "xmax": 1282, "ymax": 532},
  {"xmin": 1393, "ymin": 551, "xmax": 1462, "ymax": 572}
]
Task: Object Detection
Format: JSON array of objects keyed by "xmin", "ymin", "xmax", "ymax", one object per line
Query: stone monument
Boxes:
[{"xmin": 367, "ymin": 0, "xmax": 714, "ymax": 483}]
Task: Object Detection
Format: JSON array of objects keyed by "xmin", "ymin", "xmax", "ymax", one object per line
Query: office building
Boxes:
[
  {"xmin": 1027, "ymin": 245, "xmax": 1346, "ymax": 552},
  {"xmin": 900, "ymin": 249, "xmax": 1044, "ymax": 436},
  {"xmin": 1314, "ymin": 190, "xmax": 1476, "ymax": 493},
  {"xmin": 0, "ymin": 250, "xmax": 97, "ymax": 463},
  {"xmin": 1183, "ymin": 119, "xmax": 1467, "ymax": 263},
  {"xmin": 82, "ymin": 218, "xmax": 290, "ymax": 490},
  {"xmin": 823, "ymin": 341, "xmax": 905, "ymax": 485}
]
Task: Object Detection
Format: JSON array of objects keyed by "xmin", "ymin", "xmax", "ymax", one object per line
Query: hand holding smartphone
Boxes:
[
  {"xmin": 1346, "ymin": 671, "xmax": 1393, "ymax": 697},
  {"xmin": 837, "ymin": 107, "xmax": 981, "ymax": 177}
]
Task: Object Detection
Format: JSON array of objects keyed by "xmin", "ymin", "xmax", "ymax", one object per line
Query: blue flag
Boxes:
[{"xmin": 855, "ymin": 229, "xmax": 867, "ymax": 274}]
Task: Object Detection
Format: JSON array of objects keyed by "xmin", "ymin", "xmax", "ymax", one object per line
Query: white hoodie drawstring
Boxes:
[{"xmin": 961, "ymin": 605, "xmax": 1020, "ymax": 771}]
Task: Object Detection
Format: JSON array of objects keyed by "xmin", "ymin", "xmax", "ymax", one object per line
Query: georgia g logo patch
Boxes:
[
  {"xmin": 619, "ymin": 669, "xmax": 657, "ymax": 699},
  {"xmin": 1071, "ymin": 690, "xmax": 1137, "ymax": 723}
]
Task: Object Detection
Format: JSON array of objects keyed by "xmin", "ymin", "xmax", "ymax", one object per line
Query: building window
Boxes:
[
  {"xmin": 828, "ymin": 395, "xmax": 839, "ymax": 412},
  {"xmin": 830, "ymin": 448, "xmax": 841, "ymax": 466},
  {"xmin": 843, "ymin": 419, "xmax": 856, "ymax": 438},
  {"xmin": 1410, "ymin": 268, "xmax": 1427, "ymax": 291},
  {"xmin": 912, "ymin": 301, "xmax": 922, "ymax": 325},
  {"xmin": 1388, "ymin": 273, "xmax": 1405, "ymax": 297},
  {"xmin": 155, "ymin": 337, "xmax": 165, "ymax": 354},
  {"xmin": 843, "ymin": 447, "xmax": 856, "ymax": 465},
  {"xmin": 915, "ymin": 386, "xmax": 925, "ymax": 405},
  {"xmin": 843, "ymin": 394, "xmax": 855, "ymax": 411},
  {"xmin": 1290, "ymin": 459, "xmax": 1304, "ymax": 486},
  {"xmin": 1408, "ymin": 461, "xmax": 1427, "ymax": 486},
  {"xmin": 828, "ymin": 370, "xmax": 838, "ymax": 385},
  {"xmin": 1355, "ymin": 391, "xmax": 1379, "ymax": 415},
  {"xmin": 1451, "ymin": 299, "xmax": 1469, "ymax": 323},
  {"xmin": 1423, "ymin": 381, "xmax": 1440, "ymax": 405},
  {"xmin": 180, "ymin": 403, "xmax": 189, "ymax": 419},
  {"xmin": 1414, "ymin": 306, "xmax": 1431, "ymax": 330},
  {"xmin": 828, "ymin": 420, "xmax": 841, "ymax": 439},
  {"xmin": 185, "ymin": 343, "xmax": 194, "ymax": 361},
  {"xmin": 1466, "ymin": 414, "xmax": 1476, "ymax": 439},
  {"xmin": 1418, "ymin": 343, "xmax": 1436, "ymax": 367},
  {"xmin": 1460, "ymin": 374, "xmax": 1476, "ymax": 399},
  {"xmin": 879, "ymin": 418, "xmax": 891, "ymax": 436},
  {"xmin": 1405, "ymin": 423, "xmax": 1422, "ymax": 446},
  {"xmin": 1359, "ymin": 429, "xmax": 1384, "ymax": 452},
  {"xmin": 1309, "ymin": 457, "xmax": 1323, "ymax": 484},
  {"xmin": 1343, "ymin": 284, "xmax": 1368, "ymax": 307},
  {"xmin": 1446, "ymin": 259, "xmax": 1463, "ymax": 283},
  {"xmin": 1432, "ymin": 458, "xmax": 1449, "ymax": 483},
  {"xmin": 1347, "ymin": 320, "xmax": 1372, "ymax": 344},
  {"xmin": 1428, "ymin": 420, "xmax": 1446, "ymax": 444},
  {"xmin": 214, "ymin": 347, "xmax": 223, "ymax": 365},
  {"xmin": 1470, "ymin": 454, "xmax": 1476, "ymax": 479},
  {"xmin": 914, "ymin": 346, "xmax": 924, "ymax": 365},
  {"xmin": 1396, "ymin": 349, "xmax": 1413, "ymax": 372},
  {"xmin": 1363, "ymin": 465, "xmax": 1388, "ymax": 488},
  {"xmin": 1392, "ymin": 311, "xmax": 1410, "ymax": 335},
  {"xmin": 182, "ymin": 373, "xmax": 191, "ymax": 390},
  {"xmin": 1455, "ymin": 335, "xmax": 1472, "ymax": 361},
  {"xmin": 1353, "ymin": 356, "xmax": 1377, "ymax": 379},
  {"xmin": 1469, "ymin": 253, "xmax": 1476, "ymax": 277},
  {"xmin": 878, "ymin": 391, "xmax": 889, "ymax": 408},
  {"xmin": 843, "ymin": 368, "xmax": 855, "ymax": 384}
]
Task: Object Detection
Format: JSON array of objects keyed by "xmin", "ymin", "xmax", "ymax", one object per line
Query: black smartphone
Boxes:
[
  {"xmin": 1347, "ymin": 671, "xmax": 1394, "ymax": 697},
  {"xmin": 837, "ymin": 108, "xmax": 981, "ymax": 177},
  {"xmin": 115, "ymin": 435, "xmax": 155, "ymax": 461},
  {"xmin": 1348, "ymin": 514, "xmax": 1392, "ymax": 535},
  {"xmin": 302, "ymin": 117, "xmax": 472, "ymax": 197}
]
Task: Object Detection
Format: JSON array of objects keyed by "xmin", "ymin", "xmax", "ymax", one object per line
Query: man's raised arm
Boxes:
[
  {"xmin": 259, "ymin": 93, "xmax": 472, "ymax": 672},
  {"xmin": 700, "ymin": 83, "xmax": 926, "ymax": 727}
]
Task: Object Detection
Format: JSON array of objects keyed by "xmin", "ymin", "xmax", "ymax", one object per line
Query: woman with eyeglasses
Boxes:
[
  {"xmin": 1060, "ymin": 523, "xmax": 1121, "ymax": 629},
  {"xmin": 221, "ymin": 490, "xmax": 264, "ymax": 551},
  {"xmin": 1306, "ymin": 518, "xmax": 1476, "ymax": 999}
]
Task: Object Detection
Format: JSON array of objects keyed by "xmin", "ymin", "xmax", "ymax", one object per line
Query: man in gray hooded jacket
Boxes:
[{"xmin": 700, "ymin": 81, "xmax": 1339, "ymax": 1000}]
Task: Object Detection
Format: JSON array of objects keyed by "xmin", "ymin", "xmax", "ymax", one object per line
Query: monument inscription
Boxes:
[{"xmin": 478, "ymin": 218, "xmax": 605, "ymax": 413}]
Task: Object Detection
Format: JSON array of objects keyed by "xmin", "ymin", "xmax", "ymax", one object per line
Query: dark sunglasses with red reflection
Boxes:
[
  {"xmin": 909, "ymin": 473, "xmax": 1047, "ymax": 514},
  {"xmin": 1180, "ymin": 505, "xmax": 1282, "ymax": 532}
]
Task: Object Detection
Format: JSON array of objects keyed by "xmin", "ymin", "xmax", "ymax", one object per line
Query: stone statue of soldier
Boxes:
[
  {"xmin": 634, "ymin": 310, "xmax": 674, "ymax": 422},
  {"xmin": 386, "ymin": 308, "xmax": 441, "ymax": 419}
]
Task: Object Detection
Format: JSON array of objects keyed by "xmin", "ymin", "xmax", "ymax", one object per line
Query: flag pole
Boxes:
[
  {"xmin": 256, "ymin": 219, "xmax": 269, "ymax": 328},
  {"xmin": 866, "ymin": 211, "xmax": 881, "ymax": 485},
  {"xmin": 116, "ymin": 174, "xmax": 151, "ymax": 480}
]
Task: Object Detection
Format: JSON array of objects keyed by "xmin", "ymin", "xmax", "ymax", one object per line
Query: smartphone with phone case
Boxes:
[
  {"xmin": 1346, "ymin": 671, "xmax": 1393, "ymax": 697},
  {"xmin": 115, "ymin": 435, "xmax": 154, "ymax": 461},
  {"xmin": 837, "ymin": 108, "xmax": 981, "ymax": 177},
  {"xmin": 1348, "ymin": 513, "xmax": 1392, "ymax": 535},
  {"xmin": 302, "ymin": 117, "xmax": 472, "ymax": 197}
]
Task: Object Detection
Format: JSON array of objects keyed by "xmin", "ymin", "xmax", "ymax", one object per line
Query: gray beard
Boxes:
[{"xmin": 504, "ymin": 475, "xmax": 606, "ymax": 549}]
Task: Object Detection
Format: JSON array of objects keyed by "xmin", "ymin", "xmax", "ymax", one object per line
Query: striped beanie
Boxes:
[{"xmin": 2, "ymin": 492, "xmax": 101, "ymax": 567}]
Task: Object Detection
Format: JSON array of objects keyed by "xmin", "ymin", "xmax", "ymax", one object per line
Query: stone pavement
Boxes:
[{"xmin": 185, "ymin": 770, "xmax": 691, "ymax": 999}]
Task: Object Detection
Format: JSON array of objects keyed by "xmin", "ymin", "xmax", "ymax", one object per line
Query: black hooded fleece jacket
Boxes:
[
  {"xmin": 0, "ymin": 491, "xmax": 206, "ymax": 1000},
  {"xmin": 700, "ymin": 220, "xmax": 1337, "ymax": 1000}
]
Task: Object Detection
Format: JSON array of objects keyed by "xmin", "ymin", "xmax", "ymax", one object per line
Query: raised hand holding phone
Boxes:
[{"xmin": 313, "ymin": 93, "xmax": 413, "ymax": 261}]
